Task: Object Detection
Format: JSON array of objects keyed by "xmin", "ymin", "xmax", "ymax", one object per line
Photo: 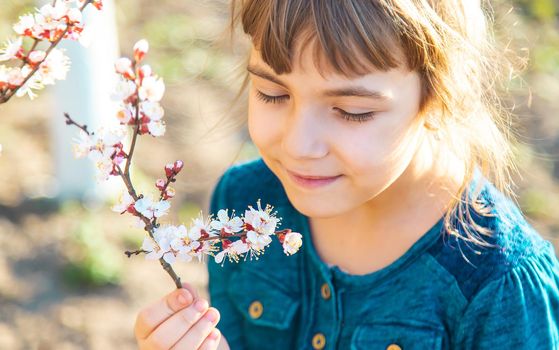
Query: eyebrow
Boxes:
[{"xmin": 246, "ymin": 64, "xmax": 392, "ymax": 101}]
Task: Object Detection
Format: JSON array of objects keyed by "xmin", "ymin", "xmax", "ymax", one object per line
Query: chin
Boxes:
[{"xmin": 282, "ymin": 186, "xmax": 348, "ymax": 218}]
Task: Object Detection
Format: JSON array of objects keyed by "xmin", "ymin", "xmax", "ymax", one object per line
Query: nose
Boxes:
[{"xmin": 281, "ymin": 103, "xmax": 328, "ymax": 160}]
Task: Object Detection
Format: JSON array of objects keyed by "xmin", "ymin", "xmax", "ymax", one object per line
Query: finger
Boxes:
[
  {"xmin": 216, "ymin": 335, "xmax": 230, "ymax": 350},
  {"xmin": 179, "ymin": 281, "xmax": 199, "ymax": 300},
  {"xmin": 135, "ymin": 284, "xmax": 195, "ymax": 340},
  {"xmin": 144, "ymin": 298, "xmax": 210, "ymax": 349},
  {"xmin": 199, "ymin": 328, "xmax": 222, "ymax": 350},
  {"xmin": 170, "ymin": 307, "xmax": 221, "ymax": 350}
]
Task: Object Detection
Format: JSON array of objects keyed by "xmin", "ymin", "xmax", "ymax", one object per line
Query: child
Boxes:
[{"xmin": 134, "ymin": 1, "xmax": 559, "ymax": 349}]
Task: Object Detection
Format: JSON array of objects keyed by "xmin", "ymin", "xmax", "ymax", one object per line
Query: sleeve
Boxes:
[
  {"xmin": 452, "ymin": 241, "xmax": 559, "ymax": 349},
  {"xmin": 206, "ymin": 168, "xmax": 248, "ymax": 350}
]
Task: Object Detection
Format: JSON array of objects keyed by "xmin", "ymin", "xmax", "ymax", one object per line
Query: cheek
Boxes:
[
  {"xmin": 338, "ymin": 119, "xmax": 421, "ymax": 178},
  {"xmin": 247, "ymin": 96, "xmax": 282, "ymax": 150}
]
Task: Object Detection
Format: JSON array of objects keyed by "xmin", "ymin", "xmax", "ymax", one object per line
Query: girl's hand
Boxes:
[{"xmin": 134, "ymin": 282, "xmax": 226, "ymax": 350}]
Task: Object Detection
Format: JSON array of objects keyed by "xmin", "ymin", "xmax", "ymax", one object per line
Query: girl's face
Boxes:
[{"xmin": 247, "ymin": 41, "xmax": 432, "ymax": 219}]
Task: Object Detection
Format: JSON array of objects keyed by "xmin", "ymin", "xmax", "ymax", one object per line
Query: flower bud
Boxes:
[
  {"xmin": 115, "ymin": 57, "xmax": 134, "ymax": 79},
  {"xmin": 173, "ymin": 160, "xmax": 184, "ymax": 173},
  {"xmin": 126, "ymin": 205, "xmax": 138, "ymax": 215},
  {"xmin": 164, "ymin": 187, "xmax": 176, "ymax": 199},
  {"xmin": 92, "ymin": 0, "xmax": 103, "ymax": 10},
  {"xmin": 277, "ymin": 231, "xmax": 287, "ymax": 244},
  {"xmin": 155, "ymin": 178, "xmax": 166, "ymax": 190},
  {"xmin": 138, "ymin": 123, "xmax": 149, "ymax": 135},
  {"xmin": 133, "ymin": 39, "xmax": 149, "ymax": 62},
  {"xmin": 28, "ymin": 50, "xmax": 46, "ymax": 64},
  {"xmin": 164, "ymin": 163, "xmax": 174, "ymax": 178}
]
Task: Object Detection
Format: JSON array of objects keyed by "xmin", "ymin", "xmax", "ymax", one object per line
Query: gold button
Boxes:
[
  {"xmin": 248, "ymin": 301, "xmax": 263, "ymax": 319},
  {"xmin": 312, "ymin": 333, "xmax": 326, "ymax": 349},
  {"xmin": 386, "ymin": 344, "xmax": 402, "ymax": 350},
  {"xmin": 320, "ymin": 283, "xmax": 331, "ymax": 300}
]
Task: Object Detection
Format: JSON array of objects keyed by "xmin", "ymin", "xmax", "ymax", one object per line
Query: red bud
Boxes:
[
  {"xmin": 133, "ymin": 39, "xmax": 149, "ymax": 62},
  {"xmin": 165, "ymin": 187, "xmax": 176, "ymax": 199},
  {"xmin": 155, "ymin": 179, "xmax": 166, "ymax": 190},
  {"xmin": 164, "ymin": 163, "xmax": 174, "ymax": 177},
  {"xmin": 173, "ymin": 160, "xmax": 184, "ymax": 173}
]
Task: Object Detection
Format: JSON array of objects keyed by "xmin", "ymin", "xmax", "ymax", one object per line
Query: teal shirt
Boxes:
[{"xmin": 207, "ymin": 157, "xmax": 559, "ymax": 349}]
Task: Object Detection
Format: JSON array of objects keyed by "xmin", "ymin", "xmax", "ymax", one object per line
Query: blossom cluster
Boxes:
[
  {"xmin": 66, "ymin": 39, "xmax": 302, "ymax": 281},
  {"xmin": 112, "ymin": 40, "xmax": 166, "ymax": 136},
  {"xmin": 72, "ymin": 125, "xmax": 127, "ymax": 181},
  {"xmin": 71, "ymin": 40, "xmax": 166, "ymax": 181},
  {"xmin": 0, "ymin": 0, "xmax": 101, "ymax": 102},
  {"xmin": 141, "ymin": 204, "xmax": 303, "ymax": 266}
]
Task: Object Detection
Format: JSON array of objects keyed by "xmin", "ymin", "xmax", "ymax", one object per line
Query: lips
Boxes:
[
  {"xmin": 288, "ymin": 170, "xmax": 340, "ymax": 180},
  {"xmin": 286, "ymin": 169, "xmax": 342, "ymax": 189}
]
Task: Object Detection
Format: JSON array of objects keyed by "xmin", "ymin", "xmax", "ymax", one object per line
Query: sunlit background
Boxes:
[{"xmin": 0, "ymin": 0, "xmax": 558, "ymax": 348}]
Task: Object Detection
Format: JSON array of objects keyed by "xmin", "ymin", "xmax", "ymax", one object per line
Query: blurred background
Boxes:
[{"xmin": 0, "ymin": 0, "xmax": 558, "ymax": 348}]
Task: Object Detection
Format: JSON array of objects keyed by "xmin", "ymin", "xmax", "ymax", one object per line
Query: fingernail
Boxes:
[
  {"xmin": 209, "ymin": 328, "xmax": 220, "ymax": 340},
  {"xmin": 177, "ymin": 291, "xmax": 191, "ymax": 305},
  {"xmin": 195, "ymin": 299, "xmax": 208, "ymax": 312},
  {"xmin": 205, "ymin": 309, "xmax": 218, "ymax": 322}
]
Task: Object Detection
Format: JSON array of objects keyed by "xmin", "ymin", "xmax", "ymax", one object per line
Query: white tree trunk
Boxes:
[{"xmin": 49, "ymin": 0, "xmax": 121, "ymax": 202}]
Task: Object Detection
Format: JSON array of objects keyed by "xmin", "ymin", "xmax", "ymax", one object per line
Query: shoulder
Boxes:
[{"xmin": 427, "ymin": 171, "xmax": 557, "ymax": 302}]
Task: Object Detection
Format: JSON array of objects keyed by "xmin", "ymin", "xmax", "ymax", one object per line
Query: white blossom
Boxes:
[
  {"xmin": 169, "ymin": 225, "xmax": 201, "ymax": 263},
  {"xmin": 111, "ymin": 78, "xmax": 136, "ymax": 101},
  {"xmin": 116, "ymin": 106, "xmax": 135, "ymax": 124},
  {"xmin": 28, "ymin": 50, "xmax": 46, "ymax": 64},
  {"xmin": 282, "ymin": 231, "xmax": 303, "ymax": 256},
  {"xmin": 114, "ymin": 57, "xmax": 134, "ymax": 78},
  {"xmin": 142, "ymin": 226, "xmax": 172, "ymax": 261},
  {"xmin": 39, "ymin": 2, "xmax": 69, "ymax": 21},
  {"xmin": 138, "ymin": 76, "xmax": 165, "ymax": 102},
  {"xmin": 246, "ymin": 230, "xmax": 273, "ymax": 251},
  {"xmin": 112, "ymin": 191, "xmax": 134, "ymax": 213},
  {"xmin": 13, "ymin": 14, "xmax": 35, "ymax": 36},
  {"xmin": 140, "ymin": 101, "xmax": 164, "ymax": 120},
  {"xmin": 134, "ymin": 197, "xmax": 170, "ymax": 219},
  {"xmin": 5, "ymin": 66, "xmax": 24, "ymax": 86},
  {"xmin": 71, "ymin": 126, "xmax": 127, "ymax": 181},
  {"xmin": 14, "ymin": 66, "xmax": 43, "ymax": 99},
  {"xmin": 37, "ymin": 48, "xmax": 70, "ymax": 85},
  {"xmin": 189, "ymin": 212, "xmax": 216, "ymax": 240},
  {"xmin": 0, "ymin": 37, "xmax": 23, "ymax": 62},
  {"xmin": 147, "ymin": 120, "xmax": 166, "ymax": 137},
  {"xmin": 244, "ymin": 202, "xmax": 279, "ymax": 235},
  {"xmin": 215, "ymin": 239, "xmax": 250, "ymax": 264},
  {"xmin": 210, "ymin": 209, "xmax": 243, "ymax": 234}
]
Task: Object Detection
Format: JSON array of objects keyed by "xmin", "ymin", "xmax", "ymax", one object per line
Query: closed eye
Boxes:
[
  {"xmin": 255, "ymin": 90, "xmax": 289, "ymax": 104},
  {"xmin": 333, "ymin": 107, "xmax": 376, "ymax": 123},
  {"xmin": 255, "ymin": 90, "xmax": 376, "ymax": 123}
]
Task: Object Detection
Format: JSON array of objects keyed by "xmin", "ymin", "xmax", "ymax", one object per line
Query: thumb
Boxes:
[{"xmin": 180, "ymin": 281, "xmax": 199, "ymax": 300}]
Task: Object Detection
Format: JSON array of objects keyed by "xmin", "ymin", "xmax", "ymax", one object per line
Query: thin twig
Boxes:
[
  {"xmin": 64, "ymin": 113, "xmax": 90, "ymax": 135},
  {"xmin": 158, "ymin": 176, "xmax": 175, "ymax": 201},
  {"xmin": 198, "ymin": 228, "xmax": 292, "ymax": 243},
  {"xmin": 124, "ymin": 88, "xmax": 140, "ymax": 177},
  {"xmin": 124, "ymin": 249, "xmax": 149, "ymax": 257}
]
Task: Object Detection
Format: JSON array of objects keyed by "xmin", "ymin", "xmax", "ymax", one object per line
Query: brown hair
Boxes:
[{"xmin": 226, "ymin": 0, "xmax": 526, "ymax": 255}]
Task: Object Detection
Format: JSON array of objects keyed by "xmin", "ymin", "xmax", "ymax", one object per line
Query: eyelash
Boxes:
[{"xmin": 255, "ymin": 90, "xmax": 376, "ymax": 123}]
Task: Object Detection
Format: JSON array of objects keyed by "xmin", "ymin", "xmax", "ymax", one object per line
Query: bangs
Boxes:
[{"xmin": 239, "ymin": 0, "xmax": 407, "ymax": 77}]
